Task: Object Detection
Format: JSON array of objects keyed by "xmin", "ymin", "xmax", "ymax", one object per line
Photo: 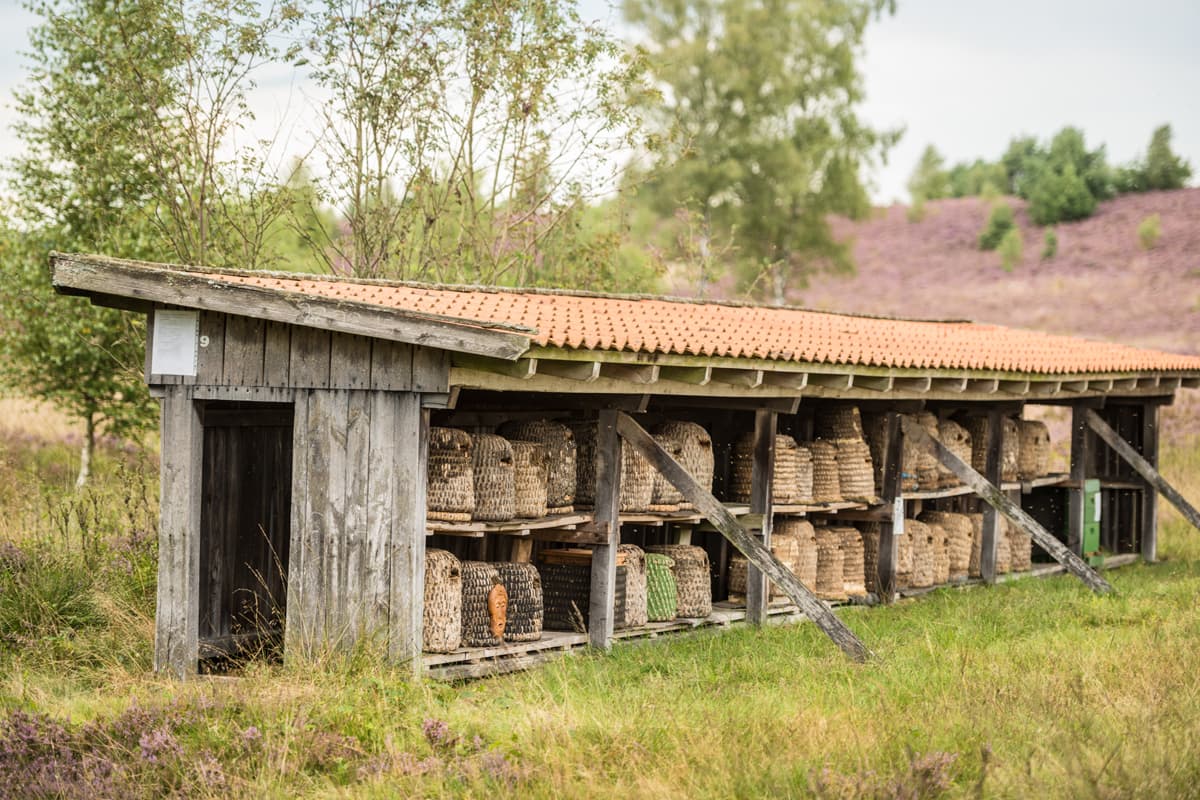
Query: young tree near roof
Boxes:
[{"xmin": 623, "ymin": 0, "xmax": 899, "ymax": 304}]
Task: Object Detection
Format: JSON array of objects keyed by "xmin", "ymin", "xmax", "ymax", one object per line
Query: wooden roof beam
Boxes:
[
  {"xmin": 453, "ymin": 354, "xmax": 538, "ymax": 379},
  {"xmin": 809, "ymin": 373, "xmax": 853, "ymax": 390},
  {"xmin": 1029, "ymin": 380, "xmax": 1062, "ymax": 396},
  {"xmin": 711, "ymin": 368, "xmax": 764, "ymax": 388},
  {"xmin": 762, "ymin": 371, "xmax": 808, "ymax": 390},
  {"xmin": 1111, "ymin": 377, "xmax": 1138, "ymax": 391},
  {"xmin": 1183, "ymin": 377, "xmax": 1200, "ymax": 389},
  {"xmin": 998, "ymin": 379, "xmax": 1030, "ymax": 394},
  {"xmin": 599, "ymin": 363, "xmax": 660, "ymax": 384},
  {"xmin": 967, "ymin": 378, "xmax": 1000, "ymax": 393},
  {"xmin": 537, "ymin": 360, "xmax": 601, "ymax": 382},
  {"xmin": 931, "ymin": 377, "xmax": 968, "ymax": 393},
  {"xmin": 893, "ymin": 376, "xmax": 932, "ymax": 393},
  {"xmin": 659, "ymin": 366, "xmax": 712, "ymax": 386},
  {"xmin": 853, "ymin": 375, "xmax": 893, "ymax": 392}
]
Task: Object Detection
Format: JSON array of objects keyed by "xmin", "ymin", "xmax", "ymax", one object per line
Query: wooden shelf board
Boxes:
[{"xmin": 427, "ymin": 513, "xmax": 592, "ymax": 537}]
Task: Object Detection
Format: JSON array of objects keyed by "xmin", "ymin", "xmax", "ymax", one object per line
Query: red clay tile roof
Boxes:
[{"xmin": 206, "ymin": 271, "xmax": 1200, "ymax": 376}]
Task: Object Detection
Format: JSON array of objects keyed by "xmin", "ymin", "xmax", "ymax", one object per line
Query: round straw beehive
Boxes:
[
  {"xmin": 494, "ymin": 562, "xmax": 543, "ymax": 642},
  {"xmin": 1008, "ymin": 519, "xmax": 1033, "ymax": 572},
  {"xmin": 498, "ymin": 420, "xmax": 577, "ymax": 513},
  {"xmin": 460, "ymin": 561, "xmax": 504, "ymax": 647},
  {"xmin": 617, "ymin": 544, "xmax": 648, "ymax": 628},
  {"xmin": 809, "ymin": 440, "xmax": 842, "ymax": 503},
  {"xmin": 834, "ymin": 526, "xmax": 867, "ymax": 598},
  {"xmin": 929, "ymin": 522, "xmax": 950, "ymax": 585},
  {"xmin": 1002, "ymin": 417, "xmax": 1020, "ymax": 482},
  {"xmin": 729, "ymin": 434, "xmax": 808, "ymax": 504},
  {"xmin": 897, "ymin": 520, "xmax": 915, "ymax": 588},
  {"xmin": 863, "ymin": 413, "xmax": 889, "ymax": 496},
  {"xmin": 646, "ymin": 545, "xmax": 711, "ymax": 617},
  {"xmin": 729, "ymin": 526, "xmax": 805, "ymax": 601},
  {"xmin": 814, "ymin": 526, "xmax": 847, "ymax": 601},
  {"xmin": 858, "ymin": 522, "xmax": 881, "ymax": 594},
  {"xmin": 962, "ymin": 416, "xmax": 990, "ymax": 474},
  {"xmin": 568, "ymin": 421, "xmax": 598, "ymax": 507},
  {"xmin": 919, "ymin": 511, "xmax": 972, "ymax": 582},
  {"xmin": 907, "ymin": 519, "xmax": 935, "ymax": 588},
  {"xmin": 780, "ymin": 518, "xmax": 819, "ymax": 589},
  {"xmin": 996, "ymin": 518, "xmax": 1013, "ymax": 574},
  {"xmin": 967, "ymin": 513, "xmax": 984, "ymax": 577},
  {"xmin": 961, "ymin": 414, "xmax": 1022, "ymax": 482},
  {"xmin": 914, "ymin": 412, "xmax": 941, "ymax": 491},
  {"xmin": 427, "ymin": 428, "xmax": 475, "ymax": 522},
  {"xmin": 645, "ymin": 553, "xmax": 677, "ymax": 622},
  {"xmin": 653, "ymin": 422, "xmax": 714, "ymax": 509},
  {"xmin": 1018, "ymin": 420, "xmax": 1051, "ymax": 479},
  {"xmin": 423, "ymin": 549, "xmax": 462, "ymax": 653},
  {"xmin": 510, "ymin": 441, "xmax": 548, "ymax": 519},
  {"xmin": 936, "ymin": 419, "xmax": 972, "ymax": 488},
  {"xmin": 900, "ymin": 414, "xmax": 924, "ymax": 492},
  {"xmin": 835, "ymin": 439, "xmax": 876, "ymax": 502},
  {"xmin": 817, "ymin": 405, "xmax": 865, "ymax": 440},
  {"xmin": 649, "ymin": 433, "xmax": 686, "ymax": 511},
  {"xmin": 568, "ymin": 421, "xmax": 656, "ymax": 512},
  {"xmin": 470, "ymin": 434, "xmax": 515, "ymax": 522},
  {"xmin": 794, "ymin": 444, "xmax": 815, "ymax": 503}
]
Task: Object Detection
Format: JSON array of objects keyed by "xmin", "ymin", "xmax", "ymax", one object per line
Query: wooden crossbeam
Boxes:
[
  {"xmin": 615, "ymin": 412, "xmax": 872, "ymax": 662},
  {"xmin": 1085, "ymin": 409, "xmax": 1200, "ymax": 531},
  {"xmin": 901, "ymin": 417, "xmax": 1114, "ymax": 595}
]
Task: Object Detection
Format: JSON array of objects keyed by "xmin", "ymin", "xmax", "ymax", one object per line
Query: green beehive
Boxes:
[
  {"xmin": 645, "ymin": 553, "xmax": 677, "ymax": 622},
  {"xmin": 1066, "ymin": 479, "xmax": 1103, "ymax": 566}
]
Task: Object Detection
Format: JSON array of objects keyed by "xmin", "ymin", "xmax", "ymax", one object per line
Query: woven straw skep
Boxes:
[
  {"xmin": 645, "ymin": 553, "xmax": 677, "ymax": 621},
  {"xmin": 996, "ymin": 518, "xmax": 1013, "ymax": 574},
  {"xmin": 834, "ymin": 526, "xmax": 867, "ymax": 598},
  {"xmin": 617, "ymin": 544, "xmax": 648, "ymax": 628},
  {"xmin": 967, "ymin": 513, "xmax": 984, "ymax": 578},
  {"xmin": 920, "ymin": 511, "xmax": 972, "ymax": 582},
  {"xmin": 814, "ymin": 526, "xmax": 847, "ymax": 601},
  {"xmin": 539, "ymin": 561, "xmax": 628, "ymax": 631},
  {"xmin": 728, "ymin": 528, "xmax": 804, "ymax": 601},
  {"xmin": 1002, "ymin": 417, "xmax": 1020, "ymax": 483},
  {"xmin": 427, "ymin": 428, "xmax": 475, "ymax": 522},
  {"xmin": 908, "ymin": 519, "xmax": 935, "ymax": 589},
  {"xmin": 810, "ymin": 440, "xmax": 842, "ymax": 503},
  {"xmin": 961, "ymin": 414, "xmax": 1021, "ymax": 482},
  {"xmin": 494, "ymin": 563, "xmax": 543, "ymax": 642},
  {"xmin": 729, "ymin": 434, "xmax": 810, "ymax": 504},
  {"xmin": 568, "ymin": 421, "xmax": 656, "ymax": 512},
  {"xmin": 779, "ymin": 518, "xmax": 819, "ymax": 590},
  {"xmin": 835, "ymin": 438, "xmax": 876, "ymax": 502},
  {"xmin": 498, "ymin": 420, "xmax": 577, "ymax": 512},
  {"xmin": 863, "ymin": 413, "xmax": 889, "ymax": 495},
  {"xmin": 936, "ymin": 419, "xmax": 972, "ymax": 488},
  {"xmin": 1008, "ymin": 518, "xmax": 1033, "ymax": 572},
  {"xmin": 897, "ymin": 521, "xmax": 915, "ymax": 588},
  {"xmin": 1018, "ymin": 420, "xmax": 1052, "ymax": 479},
  {"xmin": 510, "ymin": 441, "xmax": 548, "ymax": 519},
  {"xmin": 649, "ymin": 433, "xmax": 686, "ymax": 511},
  {"xmin": 817, "ymin": 405, "xmax": 865, "ymax": 440},
  {"xmin": 423, "ymin": 549, "xmax": 462, "ymax": 653},
  {"xmin": 914, "ymin": 412, "xmax": 941, "ymax": 491},
  {"xmin": 653, "ymin": 421, "xmax": 714, "ymax": 510},
  {"xmin": 858, "ymin": 522, "xmax": 881, "ymax": 594},
  {"xmin": 647, "ymin": 545, "xmax": 711, "ymax": 618},
  {"xmin": 470, "ymin": 434, "xmax": 515, "ymax": 522},
  {"xmin": 460, "ymin": 561, "xmax": 504, "ymax": 647},
  {"xmin": 929, "ymin": 522, "xmax": 950, "ymax": 585}
]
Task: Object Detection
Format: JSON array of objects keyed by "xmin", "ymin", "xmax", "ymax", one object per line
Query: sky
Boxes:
[{"xmin": 0, "ymin": 0, "xmax": 1196, "ymax": 204}]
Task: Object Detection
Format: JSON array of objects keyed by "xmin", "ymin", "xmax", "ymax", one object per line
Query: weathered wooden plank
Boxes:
[
  {"xmin": 289, "ymin": 326, "xmax": 331, "ymax": 389},
  {"xmin": 364, "ymin": 392, "xmax": 398, "ymax": 637},
  {"xmin": 980, "ymin": 410, "xmax": 1004, "ymax": 583},
  {"xmin": 1086, "ymin": 408, "xmax": 1200, "ymax": 533},
  {"xmin": 263, "ymin": 321, "xmax": 291, "ymax": 386},
  {"xmin": 284, "ymin": 391, "xmax": 310, "ymax": 660},
  {"xmin": 192, "ymin": 311, "xmax": 225, "ymax": 385},
  {"xmin": 330, "ymin": 333, "xmax": 372, "ymax": 390},
  {"xmin": 344, "ymin": 391, "xmax": 371, "ymax": 641},
  {"xmin": 902, "ymin": 416, "xmax": 1114, "ymax": 595},
  {"xmin": 370, "ymin": 339, "xmax": 414, "ymax": 391},
  {"xmin": 222, "ymin": 314, "xmax": 265, "ymax": 386},
  {"xmin": 412, "ymin": 347, "xmax": 451, "ymax": 393},
  {"xmin": 615, "ymin": 412, "xmax": 871, "ymax": 662},
  {"xmin": 1140, "ymin": 403, "xmax": 1159, "ymax": 562},
  {"xmin": 1068, "ymin": 405, "xmax": 1090, "ymax": 556},
  {"xmin": 390, "ymin": 393, "xmax": 429, "ymax": 673},
  {"xmin": 51, "ymin": 254, "xmax": 532, "ymax": 360},
  {"xmin": 589, "ymin": 409, "xmax": 622, "ymax": 650},
  {"xmin": 746, "ymin": 409, "xmax": 776, "ymax": 624},
  {"xmin": 876, "ymin": 412, "xmax": 903, "ymax": 603},
  {"xmin": 154, "ymin": 386, "xmax": 203, "ymax": 678},
  {"xmin": 318, "ymin": 391, "xmax": 350, "ymax": 647}
]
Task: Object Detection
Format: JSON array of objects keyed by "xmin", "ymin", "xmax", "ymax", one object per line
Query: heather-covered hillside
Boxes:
[{"xmin": 806, "ymin": 189, "xmax": 1200, "ymax": 357}]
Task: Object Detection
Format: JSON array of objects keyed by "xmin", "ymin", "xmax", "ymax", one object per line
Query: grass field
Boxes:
[{"xmin": 2, "ymin": 423, "xmax": 1200, "ymax": 798}]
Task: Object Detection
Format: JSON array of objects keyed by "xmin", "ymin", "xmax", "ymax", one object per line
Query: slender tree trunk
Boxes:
[{"xmin": 76, "ymin": 412, "xmax": 96, "ymax": 489}]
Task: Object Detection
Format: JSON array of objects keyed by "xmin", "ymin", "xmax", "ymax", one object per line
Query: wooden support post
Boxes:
[
  {"xmin": 876, "ymin": 412, "xmax": 903, "ymax": 603},
  {"xmin": 980, "ymin": 410, "xmax": 1003, "ymax": 583},
  {"xmin": 901, "ymin": 417, "xmax": 1114, "ymax": 595},
  {"xmin": 1086, "ymin": 409, "xmax": 1200, "ymax": 533},
  {"xmin": 1141, "ymin": 403, "xmax": 1159, "ymax": 562},
  {"xmin": 589, "ymin": 409, "xmax": 622, "ymax": 650},
  {"xmin": 390, "ymin": 393, "xmax": 429, "ymax": 674},
  {"xmin": 615, "ymin": 412, "xmax": 871, "ymax": 662},
  {"xmin": 154, "ymin": 386, "xmax": 203, "ymax": 679},
  {"xmin": 746, "ymin": 409, "xmax": 777, "ymax": 624},
  {"xmin": 1068, "ymin": 405, "xmax": 1090, "ymax": 556}
]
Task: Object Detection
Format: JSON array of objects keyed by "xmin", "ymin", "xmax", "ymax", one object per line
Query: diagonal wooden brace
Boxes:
[
  {"xmin": 1085, "ymin": 409, "xmax": 1200, "ymax": 532},
  {"xmin": 901, "ymin": 416, "xmax": 1114, "ymax": 595},
  {"xmin": 615, "ymin": 412, "xmax": 872, "ymax": 663}
]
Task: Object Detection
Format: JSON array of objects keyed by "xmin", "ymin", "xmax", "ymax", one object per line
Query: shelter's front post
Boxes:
[
  {"xmin": 1141, "ymin": 403, "xmax": 1159, "ymax": 562},
  {"xmin": 876, "ymin": 412, "xmax": 903, "ymax": 603},
  {"xmin": 980, "ymin": 409, "xmax": 1003, "ymax": 583},
  {"xmin": 1068, "ymin": 404, "xmax": 1090, "ymax": 556},
  {"xmin": 746, "ymin": 409, "xmax": 777, "ymax": 624},
  {"xmin": 390, "ymin": 392, "xmax": 429, "ymax": 675},
  {"xmin": 589, "ymin": 409, "xmax": 621, "ymax": 650},
  {"xmin": 154, "ymin": 386, "xmax": 203, "ymax": 679}
]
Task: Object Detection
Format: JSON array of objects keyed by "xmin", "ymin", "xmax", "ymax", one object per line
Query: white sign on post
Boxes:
[{"xmin": 151, "ymin": 310, "xmax": 200, "ymax": 376}]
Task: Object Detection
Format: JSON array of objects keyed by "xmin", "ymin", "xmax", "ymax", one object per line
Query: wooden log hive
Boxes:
[
  {"xmin": 470, "ymin": 434, "xmax": 515, "ymax": 522},
  {"xmin": 422, "ymin": 549, "xmax": 462, "ymax": 653},
  {"xmin": 494, "ymin": 562, "xmax": 543, "ymax": 642},
  {"xmin": 510, "ymin": 441, "xmax": 548, "ymax": 519},
  {"xmin": 498, "ymin": 420, "xmax": 577, "ymax": 513},
  {"xmin": 647, "ymin": 545, "xmax": 711, "ymax": 618},
  {"xmin": 813, "ymin": 526, "xmax": 848, "ymax": 601},
  {"xmin": 1018, "ymin": 419, "xmax": 1051, "ymax": 479},
  {"xmin": 427, "ymin": 428, "xmax": 475, "ymax": 522}
]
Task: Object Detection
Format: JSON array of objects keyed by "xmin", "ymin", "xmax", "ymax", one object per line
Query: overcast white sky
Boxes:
[{"xmin": 1, "ymin": 0, "xmax": 1196, "ymax": 204}]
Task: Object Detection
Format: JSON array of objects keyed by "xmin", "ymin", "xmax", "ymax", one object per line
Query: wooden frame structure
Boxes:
[{"xmin": 50, "ymin": 253, "xmax": 1200, "ymax": 678}]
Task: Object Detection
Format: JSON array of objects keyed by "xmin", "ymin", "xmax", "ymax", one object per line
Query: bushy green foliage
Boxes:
[
  {"xmin": 1138, "ymin": 214, "xmax": 1162, "ymax": 249},
  {"xmin": 1027, "ymin": 164, "xmax": 1097, "ymax": 225},
  {"xmin": 908, "ymin": 145, "xmax": 951, "ymax": 203},
  {"xmin": 998, "ymin": 227, "xmax": 1023, "ymax": 271},
  {"xmin": 1117, "ymin": 124, "xmax": 1193, "ymax": 192},
  {"xmin": 1041, "ymin": 228, "xmax": 1058, "ymax": 260},
  {"xmin": 978, "ymin": 203, "xmax": 1015, "ymax": 250},
  {"xmin": 947, "ymin": 159, "xmax": 1008, "ymax": 198}
]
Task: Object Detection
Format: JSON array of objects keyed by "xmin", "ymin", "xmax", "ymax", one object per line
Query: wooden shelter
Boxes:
[{"xmin": 51, "ymin": 252, "xmax": 1200, "ymax": 678}]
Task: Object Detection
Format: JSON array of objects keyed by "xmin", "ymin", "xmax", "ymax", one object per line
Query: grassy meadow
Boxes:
[{"xmin": 2, "ymin": 402, "xmax": 1200, "ymax": 798}]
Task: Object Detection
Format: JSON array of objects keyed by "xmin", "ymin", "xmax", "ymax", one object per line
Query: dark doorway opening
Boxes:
[{"xmin": 198, "ymin": 402, "xmax": 293, "ymax": 664}]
